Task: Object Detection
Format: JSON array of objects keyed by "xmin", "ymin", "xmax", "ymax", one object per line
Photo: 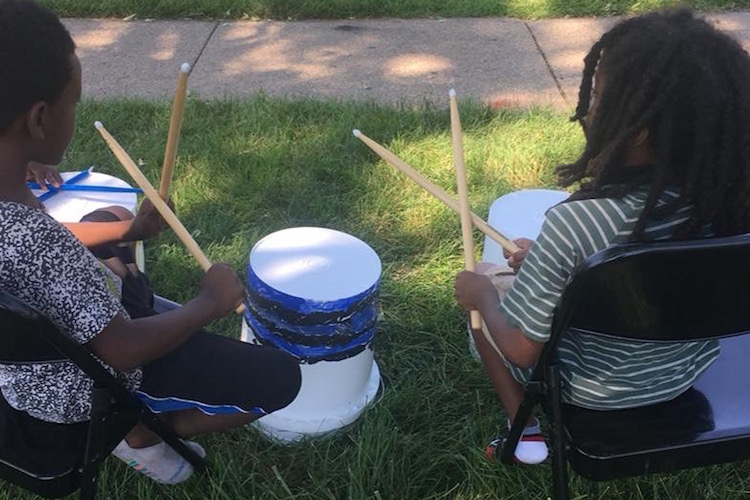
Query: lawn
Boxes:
[
  {"xmin": 41, "ymin": 0, "xmax": 747, "ymax": 20},
  {"xmin": 2, "ymin": 97, "xmax": 749, "ymax": 499}
]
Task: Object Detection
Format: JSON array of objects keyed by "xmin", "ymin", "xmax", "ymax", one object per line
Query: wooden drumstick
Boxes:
[
  {"xmin": 352, "ymin": 129, "xmax": 520, "ymax": 254},
  {"xmin": 95, "ymin": 121, "xmax": 245, "ymax": 315},
  {"xmin": 450, "ymin": 89, "xmax": 481, "ymax": 331},
  {"xmin": 158, "ymin": 62, "xmax": 190, "ymax": 200}
]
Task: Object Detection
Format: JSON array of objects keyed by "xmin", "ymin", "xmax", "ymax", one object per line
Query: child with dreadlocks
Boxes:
[{"xmin": 455, "ymin": 9, "xmax": 750, "ymax": 465}]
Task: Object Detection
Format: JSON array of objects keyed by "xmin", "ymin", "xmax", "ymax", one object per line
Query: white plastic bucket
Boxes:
[
  {"xmin": 34, "ymin": 170, "xmax": 144, "ymax": 270},
  {"xmin": 242, "ymin": 227, "xmax": 382, "ymax": 442},
  {"xmin": 33, "ymin": 170, "xmax": 138, "ymax": 222},
  {"xmin": 482, "ymin": 189, "xmax": 569, "ymax": 264}
]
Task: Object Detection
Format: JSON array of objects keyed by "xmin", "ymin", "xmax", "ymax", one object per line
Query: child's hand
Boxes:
[
  {"xmin": 197, "ymin": 264, "xmax": 245, "ymax": 317},
  {"xmin": 503, "ymin": 238, "xmax": 534, "ymax": 273},
  {"xmin": 26, "ymin": 162, "xmax": 63, "ymax": 189},
  {"xmin": 126, "ymin": 198, "xmax": 171, "ymax": 241},
  {"xmin": 455, "ymin": 271, "xmax": 497, "ymax": 312}
]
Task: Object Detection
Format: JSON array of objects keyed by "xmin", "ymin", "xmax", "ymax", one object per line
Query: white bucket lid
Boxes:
[
  {"xmin": 34, "ymin": 170, "xmax": 138, "ymax": 222},
  {"xmin": 250, "ymin": 227, "xmax": 381, "ymax": 302},
  {"xmin": 488, "ymin": 189, "xmax": 569, "ymax": 240},
  {"xmin": 482, "ymin": 189, "xmax": 569, "ymax": 264}
]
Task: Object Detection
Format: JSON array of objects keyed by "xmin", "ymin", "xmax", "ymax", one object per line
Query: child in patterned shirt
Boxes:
[{"xmin": 0, "ymin": 0, "xmax": 301, "ymax": 484}]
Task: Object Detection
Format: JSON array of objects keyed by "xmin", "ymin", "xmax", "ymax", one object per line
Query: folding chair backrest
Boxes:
[
  {"xmin": 554, "ymin": 233, "xmax": 750, "ymax": 343},
  {"xmin": 0, "ymin": 291, "xmax": 125, "ymax": 395},
  {"xmin": 0, "ymin": 292, "xmax": 72, "ymax": 363},
  {"xmin": 0, "ymin": 291, "xmax": 206, "ymax": 499}
]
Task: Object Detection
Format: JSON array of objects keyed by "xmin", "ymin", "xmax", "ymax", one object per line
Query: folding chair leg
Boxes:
[
  {"xmin": 546, "ymin": 363, "xmax": 569, "ymax": 500},
  {"xmin": 79, "ymin": 462, "xmax": 100, "ymax": 500},
  {"xmin": 501, "ymin": 392, "xmax": 541, "ymax": 464},
  {"xmin": 79, "ymin": 387, "xmax": 113, "ymax": 500}
]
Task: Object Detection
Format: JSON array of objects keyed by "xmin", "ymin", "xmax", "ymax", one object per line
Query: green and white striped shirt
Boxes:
[{"xmin": 499, "ymin": 189, "xmax": 720, "ymax": 409}]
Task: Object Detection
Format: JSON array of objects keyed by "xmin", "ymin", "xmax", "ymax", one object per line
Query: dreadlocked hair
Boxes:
[{"xmin": 558, "ymin": 9, "xmax": 750, "ymax": 240}]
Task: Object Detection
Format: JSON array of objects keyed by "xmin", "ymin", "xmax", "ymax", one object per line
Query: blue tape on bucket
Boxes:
[
  {"xmin": 245, "ymin": 264, "xmax": 380, "ymax": 363},
  {"xmin": 245, "ymin": 312, "xmax": 377, "ymax": 362}
]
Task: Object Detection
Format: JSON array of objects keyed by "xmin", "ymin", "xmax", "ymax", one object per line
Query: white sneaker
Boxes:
[
  {"xmin": 112, "ymin": 439, "xmax": 206, "ymax": 484},
  {"xmin": 511, "ymin": 419, "xmax": 548, "ymax": 465},
  {"xmin": 486, "ymin": 419, "xmax": 549, "ymax": 465},
  {"xmin": 513, "ymin": 433, "xmax": 549, "ymax": 465}
]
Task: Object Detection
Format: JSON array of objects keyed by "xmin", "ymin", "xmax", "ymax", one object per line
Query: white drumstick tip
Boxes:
[
  {"xmin": 449, "ymin": 88, "xmax": 456, "ymax": 98},
  {"xmin": 352, "ymin": 129, "xmax": 362, "ymax": 137},
  {"xmin": 180, "ymin": 62, "xmax": 191, "ymax": 73},
  {"xmin": 94, "ymin": 121, "xmax": 103, "ymax": 130}
]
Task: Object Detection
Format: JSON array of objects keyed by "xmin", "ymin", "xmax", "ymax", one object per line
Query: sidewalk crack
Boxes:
[{"xmin": 523, "ymin": 22, "xmax": 569, "ymax": 107}]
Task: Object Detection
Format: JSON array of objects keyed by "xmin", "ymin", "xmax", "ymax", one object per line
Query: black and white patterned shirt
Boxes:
[{"xmin": 0, "ymin": 202, "xmax": 142, "ymax": 423}]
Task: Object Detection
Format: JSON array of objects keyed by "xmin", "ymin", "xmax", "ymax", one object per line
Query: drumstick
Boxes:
[
  {"xmin": 352, "ymin": 129, "xmax": 520, "ymax": 254},
  {"xmin": 158, "ymin": 62, "xmax": 190, "ymax": 200},
  {"xmin": 450, "ymin": 89, "xmax": 481, "ymax": 331},
  {"xmin": 94, "ymin": 121, "xmax": 246, "ymax": 315}
]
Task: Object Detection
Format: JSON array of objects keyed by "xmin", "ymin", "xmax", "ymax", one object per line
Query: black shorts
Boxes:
[
  {"xmin": 137, "ymin": 331, "xmax": 301, "ymax": 416},
  {"xmin": 80, "ymin": 209, "xmax": 302, "ymax": 416}
]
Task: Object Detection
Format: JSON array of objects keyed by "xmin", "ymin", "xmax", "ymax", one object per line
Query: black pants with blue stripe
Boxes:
[{"xmin": 82, "ymin": 210, "xmax": 301, "ymax": 417}]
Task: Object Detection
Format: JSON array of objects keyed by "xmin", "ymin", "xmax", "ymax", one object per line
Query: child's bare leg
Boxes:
[
  {"xmin": 472, "ymin": 261, "xmax": 531, "ymax": 423},
  {"xmin": 119, "ymin": 411, "xmax": 258, "ymax": 458},
  {"xmin": 124, "ymin": 422, "xmax": 162, "ymax": 448},
  {"xmin": 94, "ymin": 204, "xmax": 134, "ymax": 223},
  {"xmin": 124, "ymin": 410, "xmax": 259, "ymax": 448},
  {"xmin": 475, "ymin": 261, "xmax": 503, "ymax": 274},
  {"xmin": 470, "ymin": 324, "xmax": 532, "ymax": 425},
  {"xmin": 83, "ymin": 205, "xmax": 140, "ymax": 278},
  {"xmin": 470, "ymin": 262, "xmax": 548, "ymax": 463},
  {"xmin": 472, "ymin": 326, "xmax": 547, "ymax": 463},
  {"xmin": 160, "ymin": 409, "xmax": 260, "ymax": 437}
]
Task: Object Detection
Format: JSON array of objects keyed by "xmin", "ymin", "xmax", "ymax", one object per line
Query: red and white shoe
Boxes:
[{"xmin": 485, "ymin": 425, "xmax": 548, "ymax": 465}]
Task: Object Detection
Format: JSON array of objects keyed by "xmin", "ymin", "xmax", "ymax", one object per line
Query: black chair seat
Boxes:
[
  {"xmin": 564, "ymin": 334, "xmax": 750, "ymax": 480},
  {"xmin": 501, "ymin": 235, "xmax": 750, "ymax": 499},
  {"xmin": 0, "ymin": 394, "xmax": 87, "ymax": 497},
  {"xmin": 0, "ymin": 292, "xmax": 206, "ymax": 499}
]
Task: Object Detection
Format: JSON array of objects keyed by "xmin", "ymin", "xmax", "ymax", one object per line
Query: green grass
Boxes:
[
  {"xmin": 42, "ymin": 0, "xmax": 747, "ymax": 20},
  {"xmin": 5, "ymin": 97, "xmax": 750, "ymax": 499}
]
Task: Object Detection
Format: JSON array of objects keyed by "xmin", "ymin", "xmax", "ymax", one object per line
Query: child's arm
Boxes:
[
  {"xmin": 63, "ymin": 220, "xmax": 136, "ymax": 247},
  {"xmin": 87, "ymin": 263, "xmax": 245, "ymax": 372},
  {"xmin": 63, "ymin": 198, "xmax": 169, "ymax": 247},
  {"xmin": 455, "ymin": 270, "xmax": 544, "ymax": 368},
  {"xmin": 13, "ymin": 209, "xmax": 241, "ymax": 373}
]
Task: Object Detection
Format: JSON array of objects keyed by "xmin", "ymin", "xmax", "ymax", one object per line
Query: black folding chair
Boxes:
[
  {"xmin": 0, "ymin": 291, "xmax": 206, "ymax": 499},
  {"xmin": 501, "ymin": 234, "xmax": 750, "ymax": 499}
]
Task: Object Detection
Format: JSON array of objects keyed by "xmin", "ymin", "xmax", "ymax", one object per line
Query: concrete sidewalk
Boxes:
[{"xmin": 65, "ymin": 12, "xmax": 750, "ymax": 109}]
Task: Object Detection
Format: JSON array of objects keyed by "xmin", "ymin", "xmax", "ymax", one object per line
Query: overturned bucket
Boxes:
[{"xmin": 241, "ymin": 227, "xmax": 382, "ymax": 442}]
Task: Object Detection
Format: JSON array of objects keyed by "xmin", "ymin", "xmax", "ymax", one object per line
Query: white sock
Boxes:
[{"xmin": 112, "ymin": 439, "xmax": 206, "ymax": 484}]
